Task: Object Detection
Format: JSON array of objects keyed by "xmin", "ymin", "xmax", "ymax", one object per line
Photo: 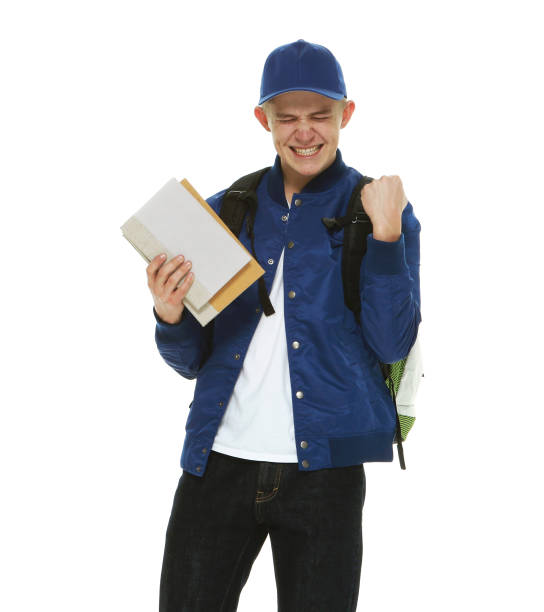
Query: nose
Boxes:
[{"xmin": 294, "ymin": 124, "xmax": 317, "ymax": 144}]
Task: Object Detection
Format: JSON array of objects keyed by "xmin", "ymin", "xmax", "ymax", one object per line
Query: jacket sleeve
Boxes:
[
  {"xmin": 153, "ymin": 189, "xmax": 226, "ymax": 379},
  {"xmin": 154, "ymin": 306, "xmax": 214, "ymax": 380},
  {"xmin": 359, "ymin": 201, "xmax": 422, "ymax": 364}
]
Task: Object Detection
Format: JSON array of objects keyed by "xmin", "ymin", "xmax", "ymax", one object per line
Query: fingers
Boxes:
[
  {"xmin": 146, "ymin": 253, "xmax": 193, "ymax": 297},
  {"xmin": 171, "ymin": 270, "xmax": 195, "ymax": 304},
  {"xmin": 156, "ymin": 254, "xmax": 188, "ymax": 288},
  {"xmin": 146, "ymin": 253, "xmax": 166, "ymax": 287},
  {"xmin": 164, "ymin": 258, "xmax": 192, "ymax": 296}
]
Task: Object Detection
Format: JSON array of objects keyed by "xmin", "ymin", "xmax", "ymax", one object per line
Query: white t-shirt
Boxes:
[{"xmin": 211, "ymin": 200, "xmax": 298, "ymax": 462}]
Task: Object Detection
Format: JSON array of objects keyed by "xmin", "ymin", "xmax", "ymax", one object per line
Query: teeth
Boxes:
[{"xmin": 293, "ymin": 145, "xmax": 321, "ymax": 156}]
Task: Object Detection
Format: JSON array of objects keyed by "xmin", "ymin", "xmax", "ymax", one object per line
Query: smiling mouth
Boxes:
[{"xmin": 290, "ymin": 144, "xmax": 323, "ymax": 157}]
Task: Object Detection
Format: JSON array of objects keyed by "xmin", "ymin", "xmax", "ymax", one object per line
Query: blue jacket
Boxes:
[{"xmin": 154, "ymin": 148, "xmax": 422, "ymax": 477}]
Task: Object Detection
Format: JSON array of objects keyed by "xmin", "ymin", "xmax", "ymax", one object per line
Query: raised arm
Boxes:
[
  {"xmin": 359, "ymin": 212, "xmax": 421, "ymax": 364},
  {"xmin": 356, "ymin": 175, "xmax": 422, "ymax": 363}
]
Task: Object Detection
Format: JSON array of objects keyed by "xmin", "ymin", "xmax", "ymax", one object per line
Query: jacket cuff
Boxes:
[
  {"xmin": 365, "ymin": 233, "xmax": 408, "ymax": 275},
  {"xmin": 153, "ymin": 306, "xmax": 190, "ymax": 335}
]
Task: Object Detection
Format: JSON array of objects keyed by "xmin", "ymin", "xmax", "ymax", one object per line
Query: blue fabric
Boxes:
[
  {"xmin": 259, "ymin": 39, "xmax": 347, "ymax": 104},
  {"xmin": 154, "ymin": 148, "xmax": 422, "ymax": 477}
]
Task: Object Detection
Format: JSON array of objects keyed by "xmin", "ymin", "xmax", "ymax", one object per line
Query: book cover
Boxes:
[{"xmin": 121, "ymin": 178, "xmax": 265, "ymax": 326}]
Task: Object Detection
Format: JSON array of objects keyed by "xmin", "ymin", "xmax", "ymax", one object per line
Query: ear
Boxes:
[
  {"xmin": 340, "ymin": 100, "xmax": 355, "ymax": 129},
  {"xmin": 254, "ymin": 106, "xmax": 271, "ymax": 132}
]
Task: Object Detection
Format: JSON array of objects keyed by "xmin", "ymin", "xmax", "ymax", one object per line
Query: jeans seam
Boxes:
[{"xmin": 255, "ymin": 466, "xmax": 282, "ymax": 503}]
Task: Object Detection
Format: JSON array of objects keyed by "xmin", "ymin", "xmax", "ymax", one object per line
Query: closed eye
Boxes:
[{"xmin": 277, "ymin": 115, "xmax": 331, "ymax": 123}]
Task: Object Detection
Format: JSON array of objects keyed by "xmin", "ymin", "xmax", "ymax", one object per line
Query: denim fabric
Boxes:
[{"xmin": 159, "ymin": 450, "xmax": 366, "ymax": 611}]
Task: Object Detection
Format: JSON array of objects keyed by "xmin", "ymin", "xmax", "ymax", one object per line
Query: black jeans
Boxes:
[{"xmin": 159, "ymin": 450, "xmax": 366, "ymax": 612}]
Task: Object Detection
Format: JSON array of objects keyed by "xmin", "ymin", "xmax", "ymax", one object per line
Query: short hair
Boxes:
[{"xmin": 261, "ymin": 96, "xmax": 348, "ymax": 119}]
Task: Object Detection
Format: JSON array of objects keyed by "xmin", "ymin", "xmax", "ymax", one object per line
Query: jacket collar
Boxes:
[{"xmin": 266, "ymin": 148, "xmax": 347, "ymax": 206}]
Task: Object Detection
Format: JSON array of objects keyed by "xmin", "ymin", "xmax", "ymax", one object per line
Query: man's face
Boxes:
[{"xmin": 254, "ymin": 90, "xmax": 355, "ymax": 186}]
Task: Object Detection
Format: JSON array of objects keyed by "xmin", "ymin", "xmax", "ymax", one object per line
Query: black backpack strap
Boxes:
[
  {"xmin": 341, "ymin": 175, "xmax": 375, "ymax": 326},
  {"xmin": 219, "ymin": 167, "xmax": 275, "ymax": 316},
  {"xmin": 380, "ymin": 362, "xmax": 406, "ymax": 470},
  {"xmin": 321, "ymin": 174, "xmax": 374, "ymax": 326}
]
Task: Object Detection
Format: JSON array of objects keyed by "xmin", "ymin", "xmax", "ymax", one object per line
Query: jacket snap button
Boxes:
[
  {"xmin": 287, "ymin": 241, "xmax": 294, "ymax": 248},
  {"xmin": 300, "ymin": 440, "xmax": 308, "ymax": 449},
  {"xmin": 201, "ymin": 447, "xmax": 207, "ymax": 454},
  {"xmin": 302, "ymin": 459, "xmax": 309, "ymax": 468},
  {"xmin": 296, "ymin": 390, "xmax": 304, "ymax": 399},
  {"xmin": 234, "ymin": 353, "xmax": 240, "ymax": 359},
  {"xmin": 196, "ymin": 466, "xmax": 201, "ymax": 472},
  {"xmin": 288, "ymin": 290, "xmax": 296, "ymax": 298},
  {"xmin": 256, "ymin": 307, "xmax": 260, "ymax": 313},
  {"xmin": 218, "ymin": 401, "xmax": 223, "ymax": 406},
  {"xmin": 268, "ymin": 258, "xmax": 274, "ymax": 265},
  {"xmin": 292, "ymin": 341, "xmax": 300, "ymax": 349},
  {"xmin": 294, "ymin": 199, "xmax": 302, "ymax": 206},
  {"xmin": 282, "ymin": 214, "xmax": 288, "ymax": 222}
]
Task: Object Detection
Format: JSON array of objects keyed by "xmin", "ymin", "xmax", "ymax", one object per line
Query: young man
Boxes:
[{"xmin": 147, "ymin": 39, "xmax": 421, "ymax": 612}]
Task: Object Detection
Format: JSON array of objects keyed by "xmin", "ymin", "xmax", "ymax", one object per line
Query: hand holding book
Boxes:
[
  {"xmin": 147, "ymin": 253, "xmax": 194, "ymax": 325},
  {"xmin": 121, "ymin": 177, "xmax": 266, "ymax": 327}
]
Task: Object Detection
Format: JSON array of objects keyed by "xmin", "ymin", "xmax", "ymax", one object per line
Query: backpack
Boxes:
[{"xmin": 217, "ymin": 167, "xmax": 423, "ymax": 470}]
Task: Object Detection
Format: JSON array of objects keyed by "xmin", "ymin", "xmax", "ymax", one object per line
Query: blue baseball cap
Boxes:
[{"xmin": 258, "ymin": 39, "xmax": 347, "ymax": 104}]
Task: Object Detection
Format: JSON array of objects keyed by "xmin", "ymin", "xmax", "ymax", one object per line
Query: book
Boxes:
[{"xmin": 121, "ymin": 177, "xmax": 265, "ymax": 326}]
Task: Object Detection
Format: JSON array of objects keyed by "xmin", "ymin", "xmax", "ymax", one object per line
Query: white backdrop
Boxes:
[{"xmin": 2, "ymin": 1, "xmax": 543, "ymax": 610}]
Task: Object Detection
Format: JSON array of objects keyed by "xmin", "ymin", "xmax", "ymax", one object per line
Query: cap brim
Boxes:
[{"xmin": 259, "ymin": 87, "xmax": 345, "ymax": 104}]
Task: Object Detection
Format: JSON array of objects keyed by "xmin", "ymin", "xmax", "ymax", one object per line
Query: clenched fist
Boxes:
[
  {"xmin": 146, "ymin": 253, "xmax": 195, "ymax": 324},
  {"xmin": 360, "ymin": 175, "xmax": 409, "ymax": 242}
]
